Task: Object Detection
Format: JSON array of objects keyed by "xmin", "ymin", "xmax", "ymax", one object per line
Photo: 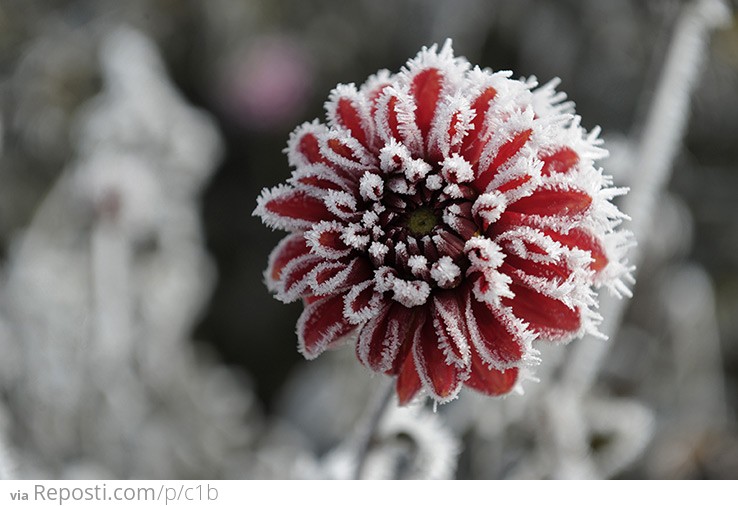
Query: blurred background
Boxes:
[{"xmin": 0, "ymin": 0, "xmax": 736, "ymax": 479}]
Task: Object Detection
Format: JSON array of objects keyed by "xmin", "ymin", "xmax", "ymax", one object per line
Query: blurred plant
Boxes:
[{"xmin": 0, "ymin": 26, "xmax": 258, "ymax": 479}]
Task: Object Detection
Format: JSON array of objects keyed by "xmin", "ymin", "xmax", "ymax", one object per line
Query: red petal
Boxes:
[
  {"xmin": 356, "ymin": 301, "xmax": 414, "ymax": 372},
  {"xmin": 384, "ymin": 95, "xmax": 402, "ymax": 141},
  {"xmin": 336, "ymin": 98, "xmax": 370, "ymax": 148},
  {"xmin": 343, "ymin": 278, "xmax": 387, "ymax": 325},
  {"xmin": 266, "ymin": 234, "xmax": 309, "ymax": 286},
  {"xmin": 258, "ymin": 187, "xmax": 335, "ymax": 230},
  {"xmin": 390, "ymin": 313, "xmax": 418, "ymax": 374},
  {"xmin": 541, "ymin": 147, "xmax": 579, "ymax": 176},
  {"xmin": 495, "ymin": 174, "xmax": 533, "ymax": 194},
  {"xmin": 278, "ymin": 254, "xmax": 323, "ymax": 302},
  {"xmin": 297, "ymin": 292, "xmax": 357, "ymax": 359},
  {"xmin": 546, "ymin": 227, "xmax": 608, "ymax": 272},
  {"xmin": 350, "ymin": 285, "xmax": 374, "ymax": 310},
  {"xmin": 325, "ymin": 137, "xmax": 364, "ymax": 166},
  {"xmin": 467, "ymin": 296, "xmax": 524, "ymax": 366},
  {"xmin": 507, "ymin": 188, "xmax": 592, "ymax": 217},
  {"xmin": 471, "ymin": 87, "xmax": 498, "ymax": 126},
  {"xmin": 414, "ymin": 312, "xmax": 465, "ymax": 401},
  {"xmin": 462, "ymin": 86, "xmax": 497, "ymax": 164},
  {"xmin": 432, "ymin": 291, "xmax": 470, "ymax": 366},
  {"xmin": 303, "ymin": 294, "xmax": 324, "ymax": 305},
  {"xmin": 396, "ymin": 344, "xmax": 422, "ymax": 406},
  {"xmin": 447, "ymin": 111, "xmax": 462, "ymax": 147},
  {"xmin": 294, "ymin": 174, "xmax": 344, "ymax": 192},
  {"xmin": 465, "ymin": 351, "xmax": 518, "ymax": 396},
  {"xmin": 313, "ymin": 262, "xmax": 347, "ymax": 284},
  {"xmin": 308, "ymin": 257, "xmax": 372, "ymax": 296},
  {"xmin": 372, "ymin": 89, "xmax": 424, "ymax": 156},
  {"xmin": 508, "ymin": 283, "xmax": 581, "ymax": 338},
  {"xmin": 411, "ymin": 68, "xmax": 443, "ymax": 142},
  {"xmin": 315, "ymin": 228, "xmax": 345, "ymax": 251},
  {"xmin": 306, "ymin": 223, "xmax": 351, "ymax": 259},
  {"xmin": 432, "ymin": 228, "xmax": 467, "ymax": 261},
  {"xmin": 501, "ymin": 253, "xmax": 572, "ymax": 282},
  {"xmin": 441, "ymin": 204, "xmax": 477, "ymax": 240},
  {"xmin": 291, "ymin": 165, "xmax": 350, "ymax": 193},
  {"xmin": 493, "ymin": 210, "xmax": 532, "ymax": 234},
  {"xmin": 298, "ymin": 131, "xmax": 328, "ymax": 166},
  {"xmin": 492, "ymin": 212, "xmax": 607, "ymax": 273},
  {"xmin": 367, "ymin": 83, "xmax": 391, "ymax": 109},
  {"xmin": 475, "ymin": 129, "xmax": 532, "ymax": 192}
]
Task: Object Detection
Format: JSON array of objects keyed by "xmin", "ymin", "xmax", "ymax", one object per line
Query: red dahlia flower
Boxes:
[{"xmin": 255, "ymin": 41, "xmax": 631, "ymax": 405}]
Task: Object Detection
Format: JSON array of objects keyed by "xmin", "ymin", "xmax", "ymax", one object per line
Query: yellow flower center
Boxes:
[{"xmin": 407, "ymin": 207, "xmax": 437, "ymax": 236}]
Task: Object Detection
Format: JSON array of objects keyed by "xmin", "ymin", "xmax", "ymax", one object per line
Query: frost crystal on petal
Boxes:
[{"xmin": 254, "ymin": 39, "xmax": 632, "ymax": 405}]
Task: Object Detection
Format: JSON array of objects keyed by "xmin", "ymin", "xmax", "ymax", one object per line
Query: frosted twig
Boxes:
[
  {"xmin": 562, "ymin": 0, "xmax": 732, "ymax": 395},
  {"xmin": 661, "ymin": 265, "xmax": 728, "ymax": 425}
]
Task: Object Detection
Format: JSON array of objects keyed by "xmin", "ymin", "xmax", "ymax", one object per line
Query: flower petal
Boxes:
[
  {"xmin": 265, "ymin": 233, "xmax": 309, "ymax": 291},
  {"xmin": 466, "ymin": 296, "xmax": 526, "ymax": 368},
  {"xmin": 319, "ymin": 131, "xmax": 375, "ymax": 171},
  {"xmin": 307, "ymin": 256, "xmax": 372, "ymax": 296},
  {"xmin": 305, "ymin": 221, "xmax": 353, "ymax": 259},
  {"xmin": 286, "ymin": 120, "xmax": 331, "ymax": 168},
  {"xmin": 411, "ymin": 67, "xmax": 443, "ymax": 141},
  {"xmin": 546, "ymin": 227, "xmax": 608, "ymax": 273},
  {"xmin": 508, "ymin": 283, "xmax": 581, "ymax": 340},
  {"xmin": 402, "ymin": 40, "xmax": 467, "ymax": 150},
  {"xmin": 496, "ymin": 215, "xmax": 608, "ymax": 274},
  {"xmin": 343, "ymin": 279, "xmax": 386, "ymax": 324},
  {"xmin": 360, "ymin": 69, "xmax": 394, "ymax": 109},
  {"xmin": 540, "ymin": 147, "xmax": 579, "ymax": 176},
  {"xmin": 507, "ymin": 187, "xmax": 592, "ymax": 217},
  {"xmin": 501, "ymin": 253, "xmax": 572, "ymax": 284},
  {"xmin": 297, "ymin": 292, "xmax": 357, "ymax": 359},
  {"xmin": 254, "ymin": 185, "xmax": 335, "ymax": 231},
  {"xmin": 373, "ymin": 87, "xmax": 424, "ymax": 156},
  {"xmin": 325, "ymin": 83, "xmax": 375, "ymax": 149},
  {"xmin": 427, "ymin": 95, "xmax": 475, "ymax": 162},
  {"xmin": 396, "ymin": 347, "xmax": 423, "ymax": 406},
  {"xmin": 496, "ymin": 226, "xmax": 572, "ymax": 281},
  {"xmin": 277, "ymin": 254, "xmax": 324, "ymax": 303},
  {"xmin": 475, "ymin": 129, "xmax": 533, "ymax": 193},
  {"xmin": 461, "ymin": 86, "xmax": 498, "ymax": 164},
  {"xmin": 465, "ymin": 350, "xmax": 519, "ymax": 396},
  {"xmin": 413, "ymin": 310, "xmax": 467, "ymax": 402},
  {"xmin": 289, "ymin": 164, "xmax": 354, "ymax": 194},
  {"xmin": 356, "ymin": 300, "xmax": 415, "ymax": 372},
  {"xmin": 432, "ymin": 291, "xmax": 471, "ymax": 368}
]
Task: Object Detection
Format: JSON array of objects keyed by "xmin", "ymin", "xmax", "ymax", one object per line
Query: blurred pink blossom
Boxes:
[{"xmin": 219, "ymin": 35, "xmax": 314, "ymax": 131}]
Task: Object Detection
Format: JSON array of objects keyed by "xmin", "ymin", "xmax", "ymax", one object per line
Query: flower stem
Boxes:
[{"xmin": 351, "ymin": 380, "xmax": 396, "ymax": 480}]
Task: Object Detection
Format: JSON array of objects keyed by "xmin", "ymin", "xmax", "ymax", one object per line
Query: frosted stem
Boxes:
[
  {"xmin": 351, "ymin": 380, "xmax": 396, "ymax": 480},
  {"xmin": 562, "ymin": 0, "xmax": 731, "ymax": 395}
]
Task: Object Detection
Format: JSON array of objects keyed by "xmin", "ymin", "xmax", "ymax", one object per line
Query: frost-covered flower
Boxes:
[{"xmin": 255, "ymin": 41, "xmax": 631, "ymax": 405}]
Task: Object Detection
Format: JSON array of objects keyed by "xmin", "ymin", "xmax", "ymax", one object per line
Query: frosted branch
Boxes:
[{"xmin": 562, "ymin": 0, "xmax": 732, "ymax": 395}]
